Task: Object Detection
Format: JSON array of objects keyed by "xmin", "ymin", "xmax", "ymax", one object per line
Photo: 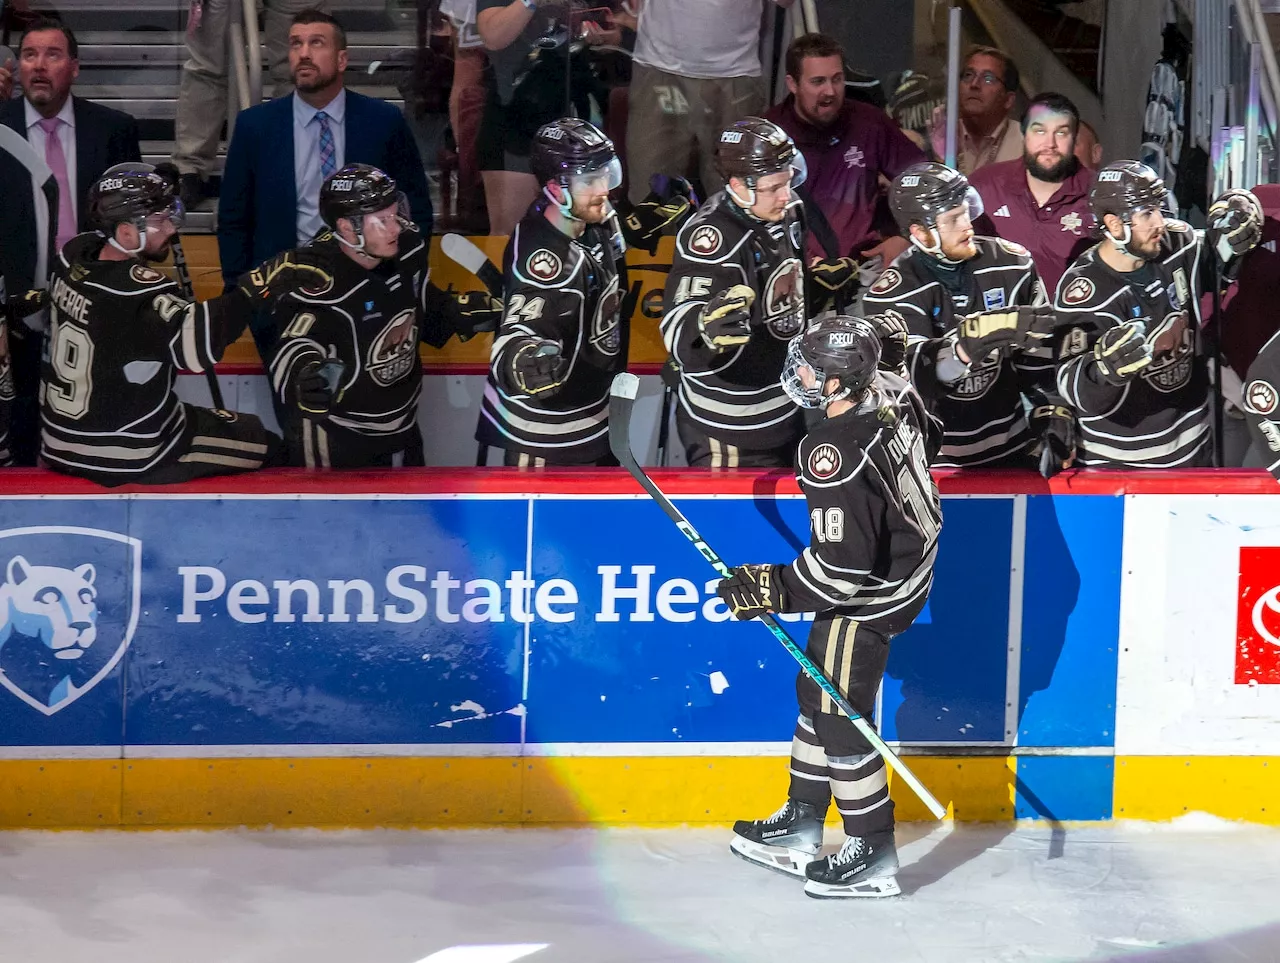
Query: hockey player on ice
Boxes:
[
  {"xmin": 1053, "ymin": 161, "xmax": 1262, "ymax": 468},
  {"xmin": 715, "ymin": 315, "xmax": 943, "ymax": 899},
  {"xmin": 269, "ymin": 164, "xmax": 500, "ymax": 468},
  {"xmin": 863, "ymin": 162, "xmax": 1060, "ymax": 470},
  {"xmin": 661, "ymin": 117, "xmax": 813, "ymax": 468},
  {"xmin": 476, "ymin": 119, "xmax": 630, "ymax": 468},
  {"xmin": 40, "ymin": 164, "xmax": 333, "ymax": 485}
]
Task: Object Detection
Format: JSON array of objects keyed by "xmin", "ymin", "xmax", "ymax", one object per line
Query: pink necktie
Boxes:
[{"xmin": 38, "ymin": 116, "xmax": 77, "ymax": 251}]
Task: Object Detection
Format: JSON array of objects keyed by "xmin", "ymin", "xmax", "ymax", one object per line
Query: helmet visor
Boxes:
[
  {"xmin": 781, "ymin": 337, "xmax": 825, "ymax": 409},
  {"xmin": 789, "ymin": 149, "xmax": 808, "ymax": 189},
  {"xmin": 146, "ymin": 197, "xmax": 185, "ymax": 232},
  {"xmin": 567, "ymin": 156, "xmax": 624, "ymax": 195},
  {"xmin": 357, "ymin": 192, "xmax": 413, "ymax": 235}
]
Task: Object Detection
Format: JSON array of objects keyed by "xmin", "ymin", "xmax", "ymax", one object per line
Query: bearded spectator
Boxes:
[{"xmin": 970, "ymin": 92, "xmax": 1095, "ymax": 296}]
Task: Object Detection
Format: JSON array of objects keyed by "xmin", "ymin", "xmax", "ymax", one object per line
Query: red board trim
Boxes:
[{"xmin": 0, "ymin": 467, "xmax": 1275, "ymax": 497}]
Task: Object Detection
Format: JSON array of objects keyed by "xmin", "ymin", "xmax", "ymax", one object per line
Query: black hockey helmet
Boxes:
[
  {"xmin": 782, "ymin": 316, "xmax": 881, "ymax": 409},
  {"xmin": 320, "ymin": 164, "xmax": 410, "ymax": 253},
  {"xmin": 715, "ymin": 117, "xmax": 807, "ymax": 192},
  {"xmin": 1089, "ymin": 161, "xmax": 1169, "ymax": 257},
  {"xmin": 89, "ymin": 162, "xmax": 184, "ymax": 234},
  {"xmin": 1089, "ymin": 160, "xmax": 1167, "ymax": 225},
  {"xmin": 889, "ymin": 162, "xmax": 981, "ymax": 233},
  {"xmin": 530, "ymin": 117, "xmax": 622, "ymax": 192}
]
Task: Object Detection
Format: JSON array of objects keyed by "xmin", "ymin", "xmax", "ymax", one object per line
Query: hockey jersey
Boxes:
[
  {"xmin": 862, "ymin": 237, "xmax": 1048, "ymax": 467},
  {"xmin": 661, "ymin": 191, "xmax": 808, "ymax": 450},
  {"xmin": 40, "ymin": 233, "xmax": 251, "ymax": 479},
  {"xmin": 270, "ymin": 225, "xmax": 459, "ymax": 459},
  {"xmin": 1243, "ymin": 327, "xmax": 1280, "ymax": 477},
  {"xmin": 778, "ymin": 370, "xmax": 944, "ymax": 636},
  {"xmin": 476, "ymin": 199, "xmax": 629, "ymax": 462},
  {"xmin": 1054, "ymin": 221, "xmax": 1209, "ymax": 468}
]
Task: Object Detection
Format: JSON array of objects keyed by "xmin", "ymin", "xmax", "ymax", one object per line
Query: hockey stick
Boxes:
[
  {"xmin": 154, "ymin": 162, "xmax": 229, "ymax": 413},
  {"xmin": 441, "ymin": 232, "xmax": 504, "ymax": 298},
  {"xmin": 608, "ymin": 373, "xmax": 947, "ymax": 820}
]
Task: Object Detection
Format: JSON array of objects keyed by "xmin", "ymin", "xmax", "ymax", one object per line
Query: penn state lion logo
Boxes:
[{"xmin": 0, "ymin": 527, "xmax": 141, "ymax": 715}]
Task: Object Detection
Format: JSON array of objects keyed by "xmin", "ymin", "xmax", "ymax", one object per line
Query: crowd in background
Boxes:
[{"xmin": 0, "ymin": 0, "xmax": 1274, "ymax": 482}]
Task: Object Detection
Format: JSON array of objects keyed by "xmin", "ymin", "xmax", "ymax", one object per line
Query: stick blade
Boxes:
[{"xmin": 608, "ymin": 373, "xmax": 641, "ymax": 466}]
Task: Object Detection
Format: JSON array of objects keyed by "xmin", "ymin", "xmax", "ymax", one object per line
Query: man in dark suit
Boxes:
[
  {"xmin": 218, "ymin": 9, "xmax": 433, "ymax": 358},
  {"xmin": 0, "ymin": 17, "xmax": 141, "ymax": 465}
]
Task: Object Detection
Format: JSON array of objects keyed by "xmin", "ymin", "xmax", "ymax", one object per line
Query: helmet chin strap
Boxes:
[
  {"xmin": 108, "ymin": 221, "xmax": 149, "ymax": 256},
  {"xmin": 544, "ymin": 183, "xmax": 584, "ymax": 226},
  {"xmin": 909, "ymin": 226, "xmax": 965, "ymax": 265},
  {"xmin": 1105, "ymin": 220, "xmax": 1139, "ymax": 258},
  {"xmin": 728, "ymin": 179, "xmax": 772, "ymax": 221}
]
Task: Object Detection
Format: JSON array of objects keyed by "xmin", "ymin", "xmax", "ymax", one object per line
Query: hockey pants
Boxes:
[{"xmin": 787, "ymin": 615, "xmax": 895, "ymax": 837}]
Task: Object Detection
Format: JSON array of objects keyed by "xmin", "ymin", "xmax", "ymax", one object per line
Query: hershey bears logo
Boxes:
[
  {"xmin": 1246, "ymin": 380, "xmax": 1279, "ymax": 416},
  {"xmin": 689, "ymin": 225, "xmax": 723, "ymax": 257},
  {"xmin": 367, "ymin": 308, "xmax": 419, "ymax": 386},
  {"xmin": 869, "ymin": 269, "xmax": 902, "ymax": 296},
  {"xmin": 1061, "ymin": 276, "xmax": 1095, "ymax": 305},
  {"xmin": 130, "ymin": 264, "xmax": 166, "ymax": 285},
  {"xmin": 589, "ymin": 273, "xmax": 623, "ymax": 357},
  {"xmin": 763, "ymin": 257, "xmax": 804, "ymax": 339},
  {"xmin": 0, "ymin": 527, "xmax": 140, "ymax": 715},
  {"xmin": 808, "ymin": 443, "xmax": 842, "ymax": 480},
  {"xmin": 526, "ymin": 249, "xmax": 562, "ymax": 281},
  {"xmin": 952, "ymin": 347, "xmax": 1003, "ymax": 400},
  {"xmin": 1143, "ymin": 311, "xmax": 1194, "ymax": 392}
]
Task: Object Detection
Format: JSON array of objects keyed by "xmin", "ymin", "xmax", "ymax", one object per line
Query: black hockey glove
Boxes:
[
  {"xmin": 1092, "ymin": 321, "xmax": 1152, "ymax": 385},
  {"xmin": 1, "ymin": 288, "xmax": 46, "ymax": 324},
  {"xmin": 454, "ymin": 290, "xmax": 503, "ymax": 341},
  {"xmin": 293, "ymin": 360, "xmax": 337, "ymax": 416},
  {"xmin": 698, "ymin": 284, "xmax": 755, "ymax": 349},
  {"xmin": 808, "ymin": 256, "xmax": 859, "ymax": 312},
  {"xmin": 716, "ymin": 563, "xmax": 788, "ymax": 621},
  {"xmin": 239, "ymin": 249, "xmax": 336, "ymax": 303},
  {"xmin": 510, "ymin": 339, "xmax": 569, "ymax": 396},
  {"xmin": 866, "ymin": 310, "xmax": 910, "ymax": 371},
  {"xmin": 1207, "ymin": 188, "xmax": 1264, "ymax": 264},
  {"xmin": 617, "ymin": 175, "xmax": 697, "ymax": 255},
  {"xmin": 955, "ymin": 305, "xmax": 1054, "ymax": 362},
  {"xmin": 1029, "ymin": 404, "xmax": 1077, "ymax": 478}
]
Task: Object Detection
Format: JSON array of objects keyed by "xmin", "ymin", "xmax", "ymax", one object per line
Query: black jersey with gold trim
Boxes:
[
  {"xmin": 1053, "ymin": 223, "xmax": 1209, "ymax": 468},
  {"xmin": 476, "ymin": 198, "xmax": 629, "ymax": 462},
  {"xmin": 39, "ymin": 232, "xmax": 252, "ymax": 478},
  {"xmin": 661, "ymin": 192, "xmax": 808, "ymax": 451},
  {"xmin": 862, "ymin": 237, "xmax": 1047, "ymax": 467}
]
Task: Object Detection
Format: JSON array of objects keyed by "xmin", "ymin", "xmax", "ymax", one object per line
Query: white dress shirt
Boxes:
[
  {"xmin": 293, "ymin": 88, "xmax": 347, "ymax": 244},
  {"xmin": 25, "ymin": 97, "xmax": 77, "ymax": 288}
]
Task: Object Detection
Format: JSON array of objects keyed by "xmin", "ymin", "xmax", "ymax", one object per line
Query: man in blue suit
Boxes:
[{"xmin": 217, "ymin": 9, "xmax": 433, "ymax": 356}]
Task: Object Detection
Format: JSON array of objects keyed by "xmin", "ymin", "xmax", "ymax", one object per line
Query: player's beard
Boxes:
[
  {"xmin": 140, "ymin": 235, "xmax": 174, "ymax": 263},
  {"xmin": 1132, "ymin": 230, "xmax": 1163, "ymax": 259},
  {"xmin": 1023, "ymin": 149, "xmax": 1078, "ymax": 183},
  {"xmin": 572, "ymin": 196, "xmax": 610, "ymax": 224}
]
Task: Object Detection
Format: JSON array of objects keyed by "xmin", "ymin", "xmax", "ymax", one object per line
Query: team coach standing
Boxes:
[{"xmin": 218, "ymin": 9, "xmax": 433, "ymax": 357}]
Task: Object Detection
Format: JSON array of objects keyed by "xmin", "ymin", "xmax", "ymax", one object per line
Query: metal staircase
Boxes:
[{"xmin": 14, "ymin": 0, "xmax": 427, "ymax": 232}]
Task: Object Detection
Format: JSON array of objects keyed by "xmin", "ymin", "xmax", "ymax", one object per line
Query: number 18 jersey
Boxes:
[{"xmin": 779, "ymin": 370, "xmax": 944, "ymax": 636}]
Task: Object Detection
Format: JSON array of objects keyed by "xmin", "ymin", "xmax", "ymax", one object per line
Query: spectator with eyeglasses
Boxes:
[{"xmin": 931, "ymin": 46, "xmax": 1021, "ymax": 176}]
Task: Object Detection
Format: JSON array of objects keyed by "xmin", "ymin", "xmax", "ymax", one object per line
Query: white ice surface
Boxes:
[{"xmin": 1, "ymin": 821, "xmax": 1278, "ymax": 963}]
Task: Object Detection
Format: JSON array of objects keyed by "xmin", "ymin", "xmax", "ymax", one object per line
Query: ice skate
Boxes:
[
  {"xmin": 804, "ymin": 831, "xmax": 900, "ymax": 898},
  {"xmin": 729, "ymin": 799, "xmax": 825, "ymax": 878}
]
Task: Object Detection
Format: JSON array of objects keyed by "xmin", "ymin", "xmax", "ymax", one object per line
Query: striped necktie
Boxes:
[{"xmin": 317, "ymin": 110, "xmax": 336, "ymax": 178}]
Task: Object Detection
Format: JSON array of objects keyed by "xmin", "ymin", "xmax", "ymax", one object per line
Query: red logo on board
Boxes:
[{"xmin": 1235, "ymin": 547, "xmax": 1280, "ymax": 684}]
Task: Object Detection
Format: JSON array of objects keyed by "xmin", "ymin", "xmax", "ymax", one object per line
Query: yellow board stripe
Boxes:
[{"xmin": 5, "ymin": 755, "xmax": 1276, "ymax": 829}]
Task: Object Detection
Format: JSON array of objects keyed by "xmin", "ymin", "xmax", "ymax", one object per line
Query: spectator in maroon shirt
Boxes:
[
  {"xmin": 970, "ymin": 93, "xmax": 1096, "ymax": 297},
  {"xmin": 765, "ymin": 33, "xmax": 925, "ymax": 302}
]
